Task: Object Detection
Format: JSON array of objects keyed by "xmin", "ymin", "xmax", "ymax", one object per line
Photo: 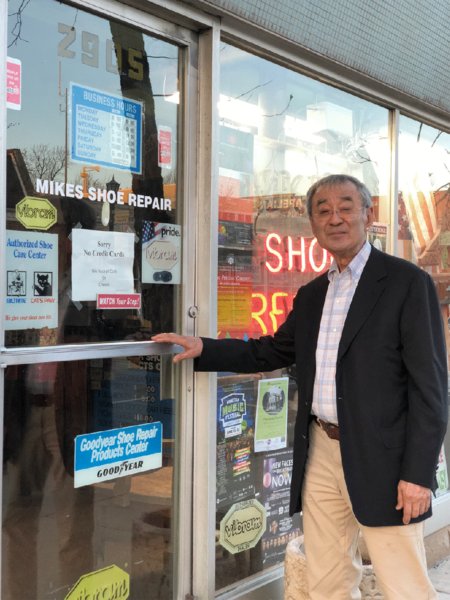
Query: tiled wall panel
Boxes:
[{"xmin": 189, "ymin": 0, "xmax": 450, "ymax": 115}]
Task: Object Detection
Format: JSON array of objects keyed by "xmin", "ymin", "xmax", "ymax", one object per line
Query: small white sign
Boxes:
[{"xmin": 71, "ymin": 229, "xmax": 135, "ymax": 301}]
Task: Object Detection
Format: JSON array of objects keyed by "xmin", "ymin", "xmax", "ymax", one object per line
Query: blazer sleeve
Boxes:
[
  {"xmin": 399, "ymin": 269, "xmax": 448, "ymax": 489},
  {"xmin": 194, "ymin": 291, "xmax": 300, "ymax": 373}
]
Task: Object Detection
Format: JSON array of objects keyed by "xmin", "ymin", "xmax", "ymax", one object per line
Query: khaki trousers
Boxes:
[{"xmin": 302, "ymin": 421, "xmax": 437, "ymax": 600}]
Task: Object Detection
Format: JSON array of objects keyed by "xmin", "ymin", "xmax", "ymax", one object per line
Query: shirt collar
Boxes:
[{"xmin": 328, "ymin": 240, "xmax": 371, "ymax": 282}]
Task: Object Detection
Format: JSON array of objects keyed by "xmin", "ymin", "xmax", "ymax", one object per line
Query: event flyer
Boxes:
[
  {"xmin": 216, "ymin": 379, "xmax": 256, "ymax": 508},
  {"xmin": 254, "ymin": 377, "xmax": 288, "ymax": 452},
  {"xmin": 260, "ymin": 449, "xmax": 300, "ymax": 567}
]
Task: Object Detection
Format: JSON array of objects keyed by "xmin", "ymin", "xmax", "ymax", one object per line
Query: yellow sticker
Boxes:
[
  {"xmin": 65, "ymin": 565, "xmax": 129, "ymax": 600},
  {"xmin": 16, "ymin": 196, "xmax": 57, "ymax": 230},
  {"xmin": 220, "ymin": 498, "xmax": 266, "ymax": 554}
]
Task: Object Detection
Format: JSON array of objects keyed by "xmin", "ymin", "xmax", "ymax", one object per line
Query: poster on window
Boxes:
[
  {"xmin": 5, "ymin": 230, "xmax": 58, "ymax": 329},
  {"xmin": 7, "ymin": 57, "xmax": 21, "ymax": 110},
  {"xmin": 71, "ymin": 228, "xmax": 135, "ymax": 301},
  {"xmin": 260, "ymin": 449, "xmax": 301, "ymax": 567},
  {"xmin": 141, "ymin": 221, "xmax": 181, "ymax": 285},
  {"xmin": 74, "ymin": 422, "xmax": 162, "ymax": 487},
  {"xmin": 216, "ymin": 379, "xmax": 256, "ymax": 509},
  {"xmin": 71, "ymin": 83, "xmax": 142, "ymax": 174},
  {"xmin": 254, "ymin": 377, "xmax": 288, "ymax": 452}
]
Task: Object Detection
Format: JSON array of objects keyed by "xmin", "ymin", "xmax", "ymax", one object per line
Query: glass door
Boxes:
[{"xmin": 3, "ymin": 1, "xmax": 197, "ymax": 598}]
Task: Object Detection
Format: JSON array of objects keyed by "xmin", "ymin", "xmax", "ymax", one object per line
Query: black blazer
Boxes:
[{"xmin": 196, "ymin": 246, "xmax": 448, "ymax": 526}]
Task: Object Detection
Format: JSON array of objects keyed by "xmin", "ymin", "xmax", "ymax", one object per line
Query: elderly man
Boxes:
[{"xmin": 153, "ymin": 174, "xmax": 448, "ymax": 599}]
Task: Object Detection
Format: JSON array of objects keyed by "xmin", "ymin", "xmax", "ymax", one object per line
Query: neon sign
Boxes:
[
  {"xmin": 265, "ymin": 233, "xmax": 330, "ymax": 273},
  {"xmin": 251, "ymin": 291, "xmax": 291, "ymax": 335}
]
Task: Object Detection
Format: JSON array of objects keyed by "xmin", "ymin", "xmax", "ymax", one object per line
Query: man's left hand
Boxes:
[{"xmin": 396, "ymin": 480, "xmax": 431, "ymax": 525}]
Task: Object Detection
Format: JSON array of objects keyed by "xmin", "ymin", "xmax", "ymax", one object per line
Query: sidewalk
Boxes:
[{"xmin": 429, "ymin": 557, "xmax": 450, "ymax": 599}]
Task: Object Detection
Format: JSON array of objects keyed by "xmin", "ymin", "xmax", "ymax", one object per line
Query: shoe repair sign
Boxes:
[{"xmin": 74, "ymin": 422, "xmax": 162, "ymax": 487}]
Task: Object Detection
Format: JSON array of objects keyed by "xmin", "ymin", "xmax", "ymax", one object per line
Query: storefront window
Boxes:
[
  {"xmin": 6, "ymin": 0, "xmax": 181, "ymax": 347},
  {"xmin": 398, "ymin": 116, "xmax": 450, "ymax": 497},
  {"xmin": 3, "ymin": 354, "xmax": 177, "ymax": 599},
  {"xmin": 215, "ymin": 43, "xmax": 390, "ymax": 591},
  {"xmin": 4, "ymin": 2, "xmax": 184, "ymax": 598}
]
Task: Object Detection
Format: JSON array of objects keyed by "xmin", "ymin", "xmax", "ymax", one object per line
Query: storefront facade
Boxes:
[{"xmin": 1, "ymin": 1, "xmax": 449, "ymax": 599}]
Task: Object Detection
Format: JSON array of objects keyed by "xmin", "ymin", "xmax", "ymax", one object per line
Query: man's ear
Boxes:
[{"xmin": 365, "ymin": 206, "xmax": 375, "ymax": 229}]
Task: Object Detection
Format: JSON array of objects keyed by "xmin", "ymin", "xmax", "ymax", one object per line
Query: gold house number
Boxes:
[{"xmin": 57, "ymin": 23, "xmax": 144, "ymax": 81}]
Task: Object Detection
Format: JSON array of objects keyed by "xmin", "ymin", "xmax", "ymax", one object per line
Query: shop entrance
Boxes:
[{"xmin": 3, "ymin": 1, "xmax": 197, "ymax": 598}]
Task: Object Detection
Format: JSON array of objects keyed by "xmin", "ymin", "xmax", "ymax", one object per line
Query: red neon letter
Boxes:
[
  {"xmin": 251, "ymin": 293, "xmax": 268, "ymax": 335},
  {"xmin": 309, "ymin": 238, "xmax": 329, "ymax": 273},
  {"xmin": 287, "ymin": 236, "xmax": 306, "ymax": 271},
  {"xmin": 269, "ymin": 292, "xmax": 289, "ymax": 332},
  {"xmin": 265, "ymin": 233, "xmax": 283, "ymax": 273}
]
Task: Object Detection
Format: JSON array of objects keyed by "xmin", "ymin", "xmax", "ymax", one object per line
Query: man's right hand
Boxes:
[{"xmin": 151, "ymin": 333, "xmax": 203, "ymax": 364}]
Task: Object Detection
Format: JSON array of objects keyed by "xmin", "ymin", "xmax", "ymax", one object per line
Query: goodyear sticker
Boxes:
[{"xmin": 74, "ymin": 422, "xmax": 162, "ymax": 487}]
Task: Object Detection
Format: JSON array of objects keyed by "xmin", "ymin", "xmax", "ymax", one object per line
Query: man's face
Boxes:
[{"xmin": 309, "ymin": 181, "xmax": 374, "ymax": 267}]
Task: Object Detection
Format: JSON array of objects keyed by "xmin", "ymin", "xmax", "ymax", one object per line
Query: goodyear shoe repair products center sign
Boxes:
[{"xmin": 74, "ymin": 422, "xmax": 162, "ymax": 487}]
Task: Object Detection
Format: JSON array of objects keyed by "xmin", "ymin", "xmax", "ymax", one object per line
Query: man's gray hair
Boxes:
[{"xmin": 306, "ymin": 174, "xmax": 373, "ymax": 217}]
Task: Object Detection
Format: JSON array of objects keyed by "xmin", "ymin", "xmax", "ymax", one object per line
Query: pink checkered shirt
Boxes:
[{"xmin": 312, "ymin": 241, "xmax": 371, "ymax": 424}]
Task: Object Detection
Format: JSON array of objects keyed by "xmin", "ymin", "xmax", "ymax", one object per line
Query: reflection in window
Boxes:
[
  {"xmin": 398, "ymin": 116, "xmax": 450, "ymax": 499},
  {"xmin": 6, "ymin": 0, "xmax": 181, "ymax": 347},
  {"xmin": 215, "ymin": 43, "xmax": 390, "ymax": 591}
]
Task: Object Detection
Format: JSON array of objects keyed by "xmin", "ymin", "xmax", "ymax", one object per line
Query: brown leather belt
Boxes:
[{"xmin": 313, "ymin": 416, "xmax": 340, "ymax": 441}]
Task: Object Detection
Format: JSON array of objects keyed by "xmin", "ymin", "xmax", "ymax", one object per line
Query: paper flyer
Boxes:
[
  {"xmin": 71, "ymin": 229, "xmax": 135, "ymax": 301},
  {"xmin": 260, "ymin": 449, "xmax": 301, "ymax": 567},
  {"xmin": 216, "ymin": 380, "xmax": 256, "ymax": 508},
  {"xmin": 254, "ymin": 377, "xmax": 288, "ymax": 452}
]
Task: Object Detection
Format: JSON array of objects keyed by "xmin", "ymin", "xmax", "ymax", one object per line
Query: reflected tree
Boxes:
[{"xmin": 22, "ymin": 144, "xmax": 67, "ymax": 182}]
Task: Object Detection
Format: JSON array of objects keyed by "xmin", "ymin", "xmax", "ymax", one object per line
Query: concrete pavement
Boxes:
[{"xmin": 429, "ymin": 556, "xmax": 450, "ymax": 598}]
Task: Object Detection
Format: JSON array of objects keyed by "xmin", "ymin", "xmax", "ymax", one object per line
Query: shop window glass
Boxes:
[
  {"xmin": 215, "ymin": 43, "xmax": 390, "ymax": 590},
  {"xmin": 2, "ymin": 355, "xmax": 177, "ymax": 599},
  {"xmin": 6, "ymin": 0, "xmax": 181, "ymax": 348},
  {"xmin": 398, "ymin": 116, "xmax": 450, "ymax": 497}
]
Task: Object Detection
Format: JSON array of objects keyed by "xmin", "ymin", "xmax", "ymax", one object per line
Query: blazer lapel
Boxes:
[{"xmin": 337, "ymin": 247, "xmax": 387, "ymax": 362}]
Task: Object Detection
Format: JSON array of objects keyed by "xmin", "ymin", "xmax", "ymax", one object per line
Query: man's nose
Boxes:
[{"xmin": 329, "ymin": 208, "xmax": 344, "ymax": 223}]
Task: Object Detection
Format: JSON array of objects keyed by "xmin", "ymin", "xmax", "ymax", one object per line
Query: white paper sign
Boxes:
[
  {"xmin": 5, "ymin": 230, "xmax": 58, "ymax": 329},
  {"xmin": 71, "ymin": 229, "xmax": 135, "ymax": 301}
]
